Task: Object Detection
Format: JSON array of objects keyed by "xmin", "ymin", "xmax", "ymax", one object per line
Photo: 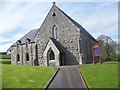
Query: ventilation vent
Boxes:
[{"xmin": 52, "ymin": 13, "xmax": 56, "ymax": 16}]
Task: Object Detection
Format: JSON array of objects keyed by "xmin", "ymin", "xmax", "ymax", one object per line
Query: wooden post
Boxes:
[{"xmin": 92, "ymin": 46, "xmax": 95, "ymax": 64}]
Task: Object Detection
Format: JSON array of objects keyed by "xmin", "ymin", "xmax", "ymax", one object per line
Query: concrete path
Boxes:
[{"xmin": 47, "ymin": 66, "xmax": 87, "ymax": 89}]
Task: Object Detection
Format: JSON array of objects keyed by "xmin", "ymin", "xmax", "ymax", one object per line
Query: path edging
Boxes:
[
  {"xmin": 44, "ymin": 67, "xmax": 60, "ymax": 89},
  {"xmin": 77, "ymin": 67, "xmax": 89, "ymax": 90}
]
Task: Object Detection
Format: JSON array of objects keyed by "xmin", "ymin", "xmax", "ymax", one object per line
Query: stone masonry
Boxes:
[{"xmin": 7, "ymin": 3, "xmax": 98, "ymax": 66}]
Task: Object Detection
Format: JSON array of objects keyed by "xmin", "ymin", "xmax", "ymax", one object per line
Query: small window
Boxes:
[
  {"xmin": 52, "ymin": 25, "xmax": 57, "ymax": 39},
  {"xmin": 26, "ymin": 38, "xmax": 31, "ymax": 47},
  {"xmin": 52, "ymin": 13, "xmax": 56, "ymax": 16},
  {"xmin": 16, "ymin": 40, "xmax": 21, "ymax": 49},
  {"xmin": 26, "ymin": 53, "xmax": 29, "ymax": 61},
  {"xmin": 27, "ymin": 38, "xmax": 31, "ymax": 43},
  {"xmin": 17, "ymin": 40, "xmax": 21, "ymax": 44},
  {"xmin": 26, "ymin": 38, "xmax": 31, "ymax": 44}
]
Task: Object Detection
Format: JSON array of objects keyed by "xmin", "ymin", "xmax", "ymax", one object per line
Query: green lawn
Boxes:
[
  {"xmin": 1, "ymin": 59, "xmax": 57, "ymax": 88},
  {"xmin": 0, "ymin": 59, "xmax": 11, "ymax": 64},
  {"xmin": 80, "ymin": 61, "xmax": 118, "ymax": 88}
]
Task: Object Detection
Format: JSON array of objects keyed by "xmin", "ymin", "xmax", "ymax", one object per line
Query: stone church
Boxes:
[{"xmin": 7, "ymin": 2, "xmax": 98, "ymax": 66}]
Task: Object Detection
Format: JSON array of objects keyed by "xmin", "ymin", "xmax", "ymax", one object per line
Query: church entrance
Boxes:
[
  {"xmin": 47, "ymin": 48, "xmax": 56, "ymax": 66},
  {"xmin": 43, "ymin": 38, "xmax": 65, "ymax": 66}
]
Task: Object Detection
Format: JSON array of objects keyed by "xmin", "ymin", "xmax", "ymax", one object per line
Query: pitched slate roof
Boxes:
[
  {"xmin": 14, "ymin": 29, "xmax": 39, "ymax": 45},
  {"xmin": 19, "ymin": 29, "xmax": 39, "ymax": 44},
  {"xmin": 7, "ymin": 29, "xmax": 39, "ymax": 52},
  {"xmin": 50, "ymin": 38, "xmax": 65, "ymax": 53}
]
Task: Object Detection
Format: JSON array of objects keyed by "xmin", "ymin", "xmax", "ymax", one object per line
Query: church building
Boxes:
[{"xmin": 7, "ymin": 2, "xmax": 98, "ymax": 66}]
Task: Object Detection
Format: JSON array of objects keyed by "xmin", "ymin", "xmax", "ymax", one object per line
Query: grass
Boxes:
[
  {"xmin": 80, "ymin": 61, "xmax": 118, "ymax": 88},
  {"xmin": 0, "ymin": 59, "xmax": 11, "ymax": 64},
  {"xmin": 1, "ymin": 59, "xmax": 57, "ymax": 88}
]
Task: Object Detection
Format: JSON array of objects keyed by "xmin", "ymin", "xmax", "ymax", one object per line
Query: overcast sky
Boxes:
[{"xmin": 0, "ymin": 0, "xmax": 119, "ymax": 52}]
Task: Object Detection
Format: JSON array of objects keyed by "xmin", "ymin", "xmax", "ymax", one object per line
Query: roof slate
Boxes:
[
  {"xmin": 50, "ymin": 38, "xmax": 65, "ymax": 53},
  {"xmin": 7, "ymin": 29, "xmax": 39, "ymax": 52},
  {"xmin": 19, "ymin": 29, "xmax": 39, "ymax": 44}
]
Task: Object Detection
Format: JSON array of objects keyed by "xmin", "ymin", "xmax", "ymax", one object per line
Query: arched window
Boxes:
[
  {"xmin": 26, "ymin": 53, "xmax": 29, "ymax": 61},
  {"xmin": 16, "ymin": 54, "xmax": 20, "ymax": 62},
  {"xmin": 47, "ymin": 48, "xmax": 55, "ymax": 61},
  {"xmin": 50, "ymin": 50, "xmax": 55, "ymax": 60},
  {"xmin": 52, "ymin": 25, "xmax": 57, "ymax": 39}
]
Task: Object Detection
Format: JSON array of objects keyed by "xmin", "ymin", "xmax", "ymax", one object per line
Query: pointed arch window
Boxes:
[
  {"xmin": 26, "ymin": 53, "xmax": 29, "ymax": 61},
  {"xmin": 47, "ymin": 48, "xmax": 55, "ymax": 61},
  {"xmin": 16, "ymin": 54, "xmax": 20, "ymax": 62},
  {"xmin": 52, "ymin": 25, "xmax": 57, "ymax": 39},
  {"xmin": 50, "ymin": 50, "xmax": 55, "ymax": 60}
]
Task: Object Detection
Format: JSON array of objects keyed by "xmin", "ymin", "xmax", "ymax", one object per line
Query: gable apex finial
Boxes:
[{"xmin": 53, "ymin": 2, "xmax": 56, "ymax": 6}]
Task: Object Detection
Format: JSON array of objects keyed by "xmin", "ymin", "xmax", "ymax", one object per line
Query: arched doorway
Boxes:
[
  {"xmin": 47, "ymin": 48, "xmax": 55, "ymax": 66},
  {"xmin": 43, "ymin": 38, "xmax": 63, "ymax": 66}
]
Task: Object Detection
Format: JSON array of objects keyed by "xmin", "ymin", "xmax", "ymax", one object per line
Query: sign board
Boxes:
[
  {"xmin": 94, "ymin": 48, "xmax": 100, "ymax": 56},
  {"xmin": 92, "ymin": 44, "xmax": 102, "ymax": 64}
]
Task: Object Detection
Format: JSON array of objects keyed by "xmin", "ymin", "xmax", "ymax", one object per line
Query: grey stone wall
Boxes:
[
  {"xmin": 11, "ymin": 43, "xmax": 36, "ymax": 65},
  {"xmin": 10, "ymin": 5, "xmax": 98, "ymax": 66},
  {"xmin": 80, "ymin": 29, "xmax": 97, "ymax": 64},
  {"xmin": 35, "ymin": 6, "xmax": 81, "ymax": 65}
]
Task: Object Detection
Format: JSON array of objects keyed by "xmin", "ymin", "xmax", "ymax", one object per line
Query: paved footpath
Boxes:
[{"xmin": 47, "ymin": 66, "xmax": 87, "ymax": 89}]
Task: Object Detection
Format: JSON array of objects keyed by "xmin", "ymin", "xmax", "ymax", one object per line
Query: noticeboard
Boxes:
[
  {"xmin": 94, "ymin": 48, "xmax": 100, "ymax": 56},
  {"xmin": 92, "ymin": 44, "xmax": 102, "ymax": 64}
]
